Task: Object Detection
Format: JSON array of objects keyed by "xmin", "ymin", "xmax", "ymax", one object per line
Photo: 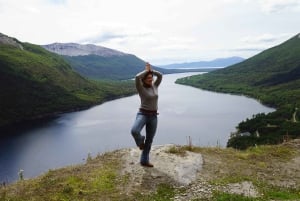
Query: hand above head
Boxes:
[{"xmin": 145, "ymin": 62, "xmax": 152, "ymax": 72}]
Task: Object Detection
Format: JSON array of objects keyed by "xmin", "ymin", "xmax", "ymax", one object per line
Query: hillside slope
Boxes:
[
  {"xmin": 0, "ymin": 33, "xmax": 135, "ymax": 128},
  {"xmin": 176, "ymin": 33, "xmax": 300, "ymax": 149},
  {"xmin": 63, "ymin": 53, "xmax": 147, "ymax": 80},
  {"xmin": 177, "ymin": 33, "xmax": 300, "ymax": 105}
]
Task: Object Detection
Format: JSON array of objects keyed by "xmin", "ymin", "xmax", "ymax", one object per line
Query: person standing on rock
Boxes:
[{"xmin": 131, "ymin": 62, "xmax": 163, "ymax": 167}]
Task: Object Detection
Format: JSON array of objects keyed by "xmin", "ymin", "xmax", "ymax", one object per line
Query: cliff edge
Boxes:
[{"xmin": 1, "ymin": 141, "xmax": 300, "ymax": 200}]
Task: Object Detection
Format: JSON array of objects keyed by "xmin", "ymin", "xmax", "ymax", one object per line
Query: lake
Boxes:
[{"xmin": 0, "ymin": 72, "xmax": 275, "ymax": 183}]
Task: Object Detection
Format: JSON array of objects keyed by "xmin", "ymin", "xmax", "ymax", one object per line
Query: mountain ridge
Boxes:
[
  {"xmin": 42, "ymin": 42, "xmax": 127, "ymax": 57},
  {"xmin": 0, "ymin": 33, "xmax": 24, "ymax": 50}
]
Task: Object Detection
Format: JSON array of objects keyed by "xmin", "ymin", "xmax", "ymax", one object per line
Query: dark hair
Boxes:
[{"xmin": 142, "ymin": 71, "xmax": 153, "ymax": 81}]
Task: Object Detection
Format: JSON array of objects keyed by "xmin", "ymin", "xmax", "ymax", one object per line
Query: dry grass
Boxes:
[
  {"xmin": 183, "ymin": 142, "xmax": 299, "ymax": 184},
  {"xmin": 0, "ymin": 150, "xmax": 130, "ymax": 201},
  {"xmin": 165, "ymin": 145, "xmax": 188, "ymax": 157},
  {"xmin": 182, "ymin": 140, "xmax": 300, "ymax": 200}
]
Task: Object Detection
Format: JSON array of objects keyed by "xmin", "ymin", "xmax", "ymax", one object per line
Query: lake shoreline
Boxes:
[
  {"xmin": 0, "ymin": 72, "xmax": 274, "ymax": 183},
  {"xmin": 0, "ymin": 92, "xmax": 137, "ymax": 136}
]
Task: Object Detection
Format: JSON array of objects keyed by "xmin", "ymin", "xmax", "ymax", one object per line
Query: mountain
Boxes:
[
  {"xmin": 0, "ymin": 33, "xmax": 136, "ymax": 129},
  {"xmin": 43, "ymin": 43, "xmax": 181, "ymax": 80},
  {"xmin": 42, "ymin": 43, "xmax": 126, "ymax": 57},
  {"xmin": 176, "ymin": 33, "xmax": 300, "ymax": 149},
  {"xmin": 158, "ymin": 56, "xmax": 244, "ymax": 69}
]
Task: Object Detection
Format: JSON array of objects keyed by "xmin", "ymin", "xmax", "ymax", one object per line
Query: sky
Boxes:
[{"xmin": 0, "ymin": 0, "xmax": 300, "ymax": 65}]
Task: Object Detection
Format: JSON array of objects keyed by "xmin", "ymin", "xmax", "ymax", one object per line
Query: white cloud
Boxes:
[
  {"xmin": 258, "ymin": 0, "xmax": 300, "ymax": 13},
  {"xmin": 45, "ymin": 0, "xmax": 66, "ymax": 4},
  {"xmin": 240, "ymin": 33, "xmax": 292, "ymax": 44},
  {"xmin": 0, "ymin": 0, "xmax": 299, "ymax": 64}
]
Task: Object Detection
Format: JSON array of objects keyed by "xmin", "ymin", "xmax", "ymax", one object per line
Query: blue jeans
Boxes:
[{"xmin": 131, "ymin": 112, "xmax": 157, "ymax": 164}]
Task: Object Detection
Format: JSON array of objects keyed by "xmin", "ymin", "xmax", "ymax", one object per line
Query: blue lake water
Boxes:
[{"xmin": 0, "ymin": 72, "xmax": 275, "ymax": 183}]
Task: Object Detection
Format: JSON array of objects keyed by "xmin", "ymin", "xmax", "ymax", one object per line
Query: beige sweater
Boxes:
[{"xmin": 135, "ymin": 70, "xmax": 163, "ymax": 111}]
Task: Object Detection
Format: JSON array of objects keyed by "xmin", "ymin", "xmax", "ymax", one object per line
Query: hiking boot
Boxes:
[{"xmin": 140, "ymin": 162, "xmax": 154, "ymax": 167}]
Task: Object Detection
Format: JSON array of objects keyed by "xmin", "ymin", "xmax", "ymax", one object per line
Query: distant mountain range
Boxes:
[
  {"xmin": 42, "ymin": 43, "xmax": 228, "ymax": 80},
  {"xmin": 42, "ymin": 43, "xmax": 146, "ymax": 80},
  {"xmin": 43, "ymin": 43, "xmax": 191, "ymax": 80},
  {"xmin": 158, "ymin": 57, "xmax": 244, "ymax": 69}
]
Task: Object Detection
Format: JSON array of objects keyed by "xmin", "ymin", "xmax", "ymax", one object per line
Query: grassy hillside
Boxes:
[
  {"xmin": 0, "ymin": 37, "xmax": 135, "ymax": 128},
  {"xmin": 176, "ymin": 33, "xmax": 300, "ymax": 149},
  {"xmin": 63, "ymin": 54, "xmax": 146, "ymax": 80},
  {"xmin": 63, "ymin": 54, "xmax": 195, "ymax": 80}
]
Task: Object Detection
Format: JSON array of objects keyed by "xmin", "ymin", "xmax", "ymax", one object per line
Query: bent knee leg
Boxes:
[{"xmin": 131, "ymin": 128, "xmax": 139, "ymax": 138}]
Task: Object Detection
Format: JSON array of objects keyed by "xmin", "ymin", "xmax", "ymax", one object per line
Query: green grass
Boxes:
[
  {"xmin": 0, "ymin": 152, "xmax": 125, "ymax": 201},
  {"xmin": 132, "ymin": 184, "xmax": 176, "ymax": 201},
  {"xmin": 209, "ymin": 192, "xmax": 262, "ymax": 201}
]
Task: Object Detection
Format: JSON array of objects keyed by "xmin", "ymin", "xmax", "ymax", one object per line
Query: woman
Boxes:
[{"xmin": 131, "ymin": 62, "xmax": 163, "ymax": 167}]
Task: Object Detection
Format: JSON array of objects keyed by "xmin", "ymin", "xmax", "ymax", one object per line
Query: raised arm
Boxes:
[
  {"xmin": 135, "ymin": 70, "xmax": 149, "ymax": 92},
  {"xmin": 135, "ymin": 62, "xmax": 163, "ymax": 91},
  {"xmin": 145, "ymin": 62, "xmax": 162, "ymax": 87},
  {"xmin": 152, "ymin": 70, "xmax": 162, "ymax": 87}
]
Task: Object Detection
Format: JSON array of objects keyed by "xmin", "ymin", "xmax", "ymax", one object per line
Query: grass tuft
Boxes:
[{"xmin": 166, "ymin": 145, "xmax": 187, "ymax": 157}]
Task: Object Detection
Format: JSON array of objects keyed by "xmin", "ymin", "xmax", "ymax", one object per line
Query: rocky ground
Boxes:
[
  {"xmin": 119, "ymin": 145, "xmax": 259, "ymax": 200},
  {"xmin": 119, "ymin": 140, "xmax": 300, "ymax": 200},
  {"xmin": 121, "ymin": 144, "xmax": 203, "ymax": 186}
]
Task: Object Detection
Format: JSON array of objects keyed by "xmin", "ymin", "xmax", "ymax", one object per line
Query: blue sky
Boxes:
[{"xmin": 0, "ymin": 0, "xmax": 299, "ymax": 65}]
